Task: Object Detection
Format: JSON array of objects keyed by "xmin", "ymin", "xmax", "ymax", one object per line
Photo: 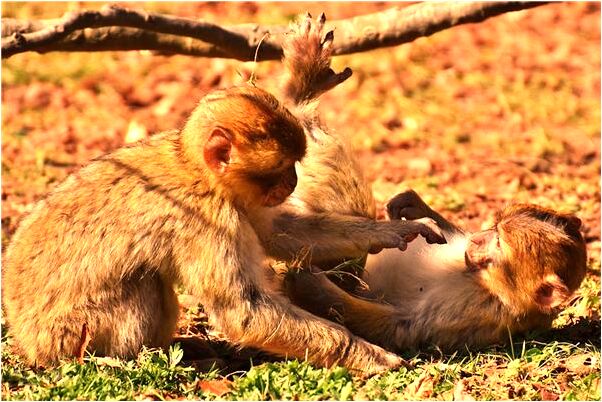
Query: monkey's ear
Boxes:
[
  {"xmin": 204, "ymin": 128, "xmax": 232, "ymax": 174},
  {"xmin": 535, "ymin": 274, "xmax": 569, "ymax": 311}
]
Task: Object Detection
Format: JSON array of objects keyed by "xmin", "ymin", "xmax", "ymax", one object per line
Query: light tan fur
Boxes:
[
  {"xmin": 253, "ymin": 14, "xmax": 445, "ymax": 271},
  {"xmin": 286, "ymin": 193, "xmax": 587, "ymax": 351},
  {"xmin": 277, "ymin": 16, "xmax": 587, "ymax": 354},
  {"xmin": 3, "ymin": 17, "xmax": 440, "ymax": 376}
]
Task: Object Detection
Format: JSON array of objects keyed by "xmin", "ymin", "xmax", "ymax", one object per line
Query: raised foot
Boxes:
[
  {"xmin": 386, "ymin": 189, "xmax": 432, "ymax": 221},
  {"xmin": 282, "ymin": 12, "xmax": 352, "ymax": 103}
]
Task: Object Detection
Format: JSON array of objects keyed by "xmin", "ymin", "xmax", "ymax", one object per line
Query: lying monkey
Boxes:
[
  {"xmin": 286, "ymin": 190, "xmax": 587, "ymax": 351},
  {"xmin": 278, "ymin": 14, "xmax": 588, "ymax": 353}
]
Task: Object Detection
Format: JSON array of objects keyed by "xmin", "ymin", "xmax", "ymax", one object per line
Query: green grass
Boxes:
[
  {"xmin": 3, "ymin": 261, "xmax": 599, "ymax": 400},
  {"xmin": 2, "ymin": 337, "xmax": 599, "ymax": 400}
]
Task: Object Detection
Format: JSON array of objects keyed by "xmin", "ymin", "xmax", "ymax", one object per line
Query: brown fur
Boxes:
[
  {"xmin": 2, "ymin": 84, "xmax": 388, "ymax": 374},
  {"xmin": 282, "ymin": 13, "xmax": 352, "ymax": 105},
  {"xmin": 277, "ymin": 16, "xmax": 587, "ymax": 355},
  {"xmin": 3, "ymin": 30, "xmax": 421, "ymax": 375},
  {"xmin": 286, "ymin": 193, "xmax": 587, "ymax": 352},
  {"xmin": 254, "ymin": 14, "xmax": 445, "ymax": 272}
]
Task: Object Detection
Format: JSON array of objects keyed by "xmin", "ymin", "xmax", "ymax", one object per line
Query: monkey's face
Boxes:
[
  {"xmin": 465, "ymin": 229, "xmax": 501, "ymax": 272},
  {"xmin": 470, "ymin": 204, "xmax": 587, "ymax": 315},
  {"xmin": 247, "ymin": 163, "xmax": 299, "ymax": 207},
  {"xmin": 198, "ymin": 86, "xmax": 306, "ymax": 209}
]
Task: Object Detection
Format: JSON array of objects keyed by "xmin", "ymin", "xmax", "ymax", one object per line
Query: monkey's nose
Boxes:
[{"xmin": 470, "ymin": 233, "xmax": 487, "ymax": 246}]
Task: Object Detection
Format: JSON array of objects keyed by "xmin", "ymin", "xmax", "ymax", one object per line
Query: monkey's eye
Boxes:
[{"xmin": 248, "ymin": 172, "xmax": 282, "ymax": 189}]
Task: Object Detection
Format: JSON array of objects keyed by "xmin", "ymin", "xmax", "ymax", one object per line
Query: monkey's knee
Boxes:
[{"xmin": 11, "ymin": 320, "xmax": 86, "ymax": 366}]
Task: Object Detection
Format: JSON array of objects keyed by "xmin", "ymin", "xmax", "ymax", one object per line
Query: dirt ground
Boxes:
[{"xmin": 2, "ymin": 0, "xmax": 600, "ymax": 380}]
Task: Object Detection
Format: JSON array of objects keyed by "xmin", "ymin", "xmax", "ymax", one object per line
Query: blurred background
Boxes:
[{"xmin": 2, "ymin": 1, "xmax": 600, "ymax": 257}]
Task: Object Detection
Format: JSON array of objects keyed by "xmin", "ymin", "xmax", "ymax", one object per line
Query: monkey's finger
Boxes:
[
  {"xmin": 423, "ymin": 230, "xmax": 447, "ymax": 244},
  {"xmin": 420, "ymin": 226, "xmax": 446, "ymax": 244},
  {"xmin": 318, "ymin": 12, "xmax": 326, "ymax": 28},
  {"xmin": 322, "ymin": 30, "xmax": 334, "ymax": 48},
  {"xmin": 403, "ymin": 233, "xmax": 419, "ymax": 243},
  {"xmin": 303, "ymin": 13, "xmax": 312, "ymax": 34},
  {"xmin": 320, "ymin": 67, "xmax": 353, "ymax": 93},
  {"xmin": 397, "ymin": 239, "xmax": 408, "ymax": 251},
  {"xmin": 414, "ymin": 218, "xmax": 446, "ymax": 244}
]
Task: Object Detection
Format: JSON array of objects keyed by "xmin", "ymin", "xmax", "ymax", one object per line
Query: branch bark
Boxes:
[{"xmin": 2, "ymin": 2, "xmax": 550, "ymax": 60}]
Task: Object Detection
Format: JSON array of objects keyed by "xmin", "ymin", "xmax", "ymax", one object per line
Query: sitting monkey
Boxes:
[{"xmin": 2, "ymin": 13, "xmax": 446, "ymax": 376}]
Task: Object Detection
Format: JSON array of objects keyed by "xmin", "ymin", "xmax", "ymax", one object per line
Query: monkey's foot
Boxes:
[
  {"xmin": 349, "ymin": 344, "xmax": 409, "ymax": 378},
  {"xmin": 283, "ymin": 12, "xmax": 352, "ymax": 102},
  {"xmin": 386, "ymin": 189, "xmax": 432, "ymax": 221}
]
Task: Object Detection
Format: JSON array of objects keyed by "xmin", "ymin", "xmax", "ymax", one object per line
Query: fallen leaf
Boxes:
[
  {"xmin": 540, "ymin": 388, "xmax": 560, "ymax": 401},
  {"xmin": 196, "ymin": 379, "xmax": 232, "ymax": 397},
  {"xmin": 404, "ymin": 372, "xmax": 435, "ymax": 399},
  {"xmin": 565, "ymin": 354, "xmax": 599, "ymax": 375}
]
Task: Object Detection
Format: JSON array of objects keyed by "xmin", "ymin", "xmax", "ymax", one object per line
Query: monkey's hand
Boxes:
[
  {"xmin": 386, "ymin": 189, "xmax": 434, "ymax": 221},
  {"xmin": 282, "ymin": 12, "xmax": 352, "ymax": 104},
  {"xmin": 369, "ymin": 218, "xmax": 446, "ymax": 254}
]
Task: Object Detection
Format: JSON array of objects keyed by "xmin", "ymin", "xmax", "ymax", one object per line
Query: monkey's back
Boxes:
[
  {"xmin": 2, "ymin": 132, "xmax": 197, "ymax": 364},
  {"xmin": 289, "ymin": 124, "xmax": 375, "ymax": 218}
]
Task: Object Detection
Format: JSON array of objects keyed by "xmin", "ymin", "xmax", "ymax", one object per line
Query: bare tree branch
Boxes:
[
  {"xmin": 2, "ymin": 24, "xmax": 235, "ymax": 58},
  {"xmin": 2, "ymin": 2, "xmax": 550, "ymax": 60},
  {"xmin": 1, "ymin": 4, "xmax": 281, "ymax": 59}
]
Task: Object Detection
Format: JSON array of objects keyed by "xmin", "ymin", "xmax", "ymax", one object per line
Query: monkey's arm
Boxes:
[
  {"xmin": 262, "ymin": 211, "xmax": 445, "ymax": 265},
  {"xmin": 386, "ymin": 190, "xmax": 464, "ymax": 236},
  {"xmin": 174, "ymin": 220, "xmax": 404, "ymax": 377}
]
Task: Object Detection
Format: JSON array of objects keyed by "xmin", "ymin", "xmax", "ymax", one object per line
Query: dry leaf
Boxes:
[
  {"xmin": 564, "ymin": 354, "xmax": 599, "ymax": 375},
  {"xmin": 197, "ymin": 379, "xmax": 232, "ymax": 397},
  {"xmin": 404, "ymin": 372, "xmax": 435, "ymax": 399},
  {"xmin": 453, "ymin": 378, "xmax": 476, "ymax": 401},
  {"xmin": 539, "ymin": 388, "xmax": 560, "ymax": 401}
]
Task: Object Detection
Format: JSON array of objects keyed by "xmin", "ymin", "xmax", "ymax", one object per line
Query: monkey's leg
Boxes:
[
  {"xmin": 215, "ymin": 290, "xmax": 404, "ymax": 377},
  {"xmin": 178, "ymin": 243, "xmax": 404, "ymax": 376},
  {"xmin": 84, "ymin": 271, "xmax": 179, "ymax": 360},
  {"xmin": 285, "ymin": 269, "xmax": 416, "ymax": 352}
]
